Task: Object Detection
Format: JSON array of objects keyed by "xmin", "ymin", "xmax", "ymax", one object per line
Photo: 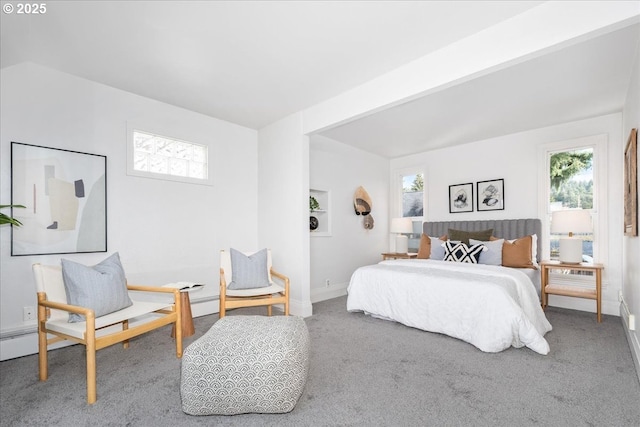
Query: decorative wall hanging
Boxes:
[
  {"xmin": 477, "ymin": 178, "xmax": 504, "ymax": 211},
  {"xmin": 624, "ymin": 128, "xmax": 637, "ymax": 237},
  {"xmin": 449, "ymin": 183, "xmax": 473, "ymax": 213},
  {"xmin": 310, "ymin": 216, "xmax": 319, "ymax": 231},
  {"xmin": 353, "ymin": 186, "xmax": 374, "ymax": 229},
  {"xmin": 11, "ymin": 142, "xmax": 107, "ymax": 256},
  {"xmin": 309, "ymin": 195, "xmax": 320, "ymax": 231}
]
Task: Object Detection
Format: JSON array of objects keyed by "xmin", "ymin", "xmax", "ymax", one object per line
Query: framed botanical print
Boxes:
[
  {"xmin": 449, "ymin": 183, "xmax": 473, "ymax": 213},
  {"xmin": 477, "ymin": 179, "xmax": 504, "ymax": 211}
]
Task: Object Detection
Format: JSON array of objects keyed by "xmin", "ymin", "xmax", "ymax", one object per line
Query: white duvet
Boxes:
[{"xmin": 347, "ymin": 259, "xmax": 552, "ymax": 355}]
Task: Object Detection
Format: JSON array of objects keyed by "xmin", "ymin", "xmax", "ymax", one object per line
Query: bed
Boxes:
[{"xmin": 347, "ymin": 219, "xmax": 552, "ymax": 355}]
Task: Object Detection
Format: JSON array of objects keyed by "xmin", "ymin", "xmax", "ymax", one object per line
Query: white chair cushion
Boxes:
[
  {"xmin": 225, "ymin": 283, "xmax": 285, "ymax": 298},
  {"xmin": 44, "ymin": 299, "xmax": 173, "ymax": 339}
]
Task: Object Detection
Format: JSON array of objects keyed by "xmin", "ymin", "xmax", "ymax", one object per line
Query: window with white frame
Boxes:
[
  {"xmin": 539, "ymin": 135, "xmax": 608, "ymax": 282},
  {"xmin": 401, "ymin": 172, "xmax": 424, "ymax": 218},
  {"xmin": 394, "ymin": 168, "xmax": 425, "ymax": 253},
  {"xmin": 127, "ymin": 129, "xmax": 212, "ymax": 185}
]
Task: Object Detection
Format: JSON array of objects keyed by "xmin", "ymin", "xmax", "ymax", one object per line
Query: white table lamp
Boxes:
[
  {"xmin": 391, "ymin": 218, "xmax": 413, "ymax": 254},
  {"xmin": 551, "ymin": 210, "xmax": 592, "ymax": 264}
]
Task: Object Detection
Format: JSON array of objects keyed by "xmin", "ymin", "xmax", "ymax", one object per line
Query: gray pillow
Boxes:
[
  {"xmin": 429, "ymin": 236, "xmax": 447, "ymax": 260},
  {"xmin": 470, "ymin": 238, "xmax": 504, "ymax": 266},
  {"xmin": 228, "ymin": 248, "xmax": 271, "ymax": 290},
  {"xmin": 448, "ymin": 228, "xmax": 493, "ymax": 245},
  {"xmin": 61, "ymin": 252, "xmax": 133, "ymax": 323}
]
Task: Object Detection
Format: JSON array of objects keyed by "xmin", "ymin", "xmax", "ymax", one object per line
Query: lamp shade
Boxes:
[
  {"xmin": 551, "ymin": 209, "xmax": 592, "ymax": 264},
  {"xmin": 551, "ymin": 210, "xmax": 592, "ymax": 236},
  {"xmin": 390, "ymin": 218, "xmax": 413, "ymax": 234}
]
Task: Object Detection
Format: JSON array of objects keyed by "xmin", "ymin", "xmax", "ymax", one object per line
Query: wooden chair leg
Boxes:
[
  {"xmin": 37, "ymin": 298, "xmax": 48, "ymax": 381},
  {"xmin": 38, "ymin": 326, "xmax": 48, "ymax": 381},
  {"xmin": 122, "ymin": 319, "xmax": 129, "ymax": 349},
  {"xmin": 219, "ymin": 288, "xmax": 226, "ymax": 319},
  {"xmin": 174, "ymin": 293, "xmax": 183, "ymax": 358},
  {"xmin": 86, "ymin": 318, "xmax": 97, "ymax": 404}
]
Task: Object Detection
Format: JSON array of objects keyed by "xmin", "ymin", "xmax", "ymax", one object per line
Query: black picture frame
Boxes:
[
  {"xmin": 11, "ymin": 142, "xmax": 107, "ymax": 256},
  {"xmin": 449, "ymin": 183, "xmax": 473, "ymax": 213},
  {"xmin": 477, "ymin": 179, "xmax": 504, "ymax": 211}
]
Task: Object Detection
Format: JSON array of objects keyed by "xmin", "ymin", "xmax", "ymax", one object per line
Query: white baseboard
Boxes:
[
  {"xmin": 620, "ymin": 300, "xmax": 640, "ymax": 384},
  {"xmin": 546, "ymin": 295, "xmax": 620, "ymax": 317},
  {"xmin": 311, "ymin": 282, "xmax": 348, "ymax": 303}
]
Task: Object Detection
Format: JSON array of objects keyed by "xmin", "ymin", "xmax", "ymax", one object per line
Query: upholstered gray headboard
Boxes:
[{"xmin": 423, "ymin": 218, "xmax": 542, "ymax": 262}]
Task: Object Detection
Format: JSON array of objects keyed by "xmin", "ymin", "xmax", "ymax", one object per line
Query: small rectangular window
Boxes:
[
  {"xmin": 402, "ymin": 173, "xmax": 424, "ymax": 217},
  {"xmin": 128, "ymin": 129, "xmax": 211, "ymax": 185}
]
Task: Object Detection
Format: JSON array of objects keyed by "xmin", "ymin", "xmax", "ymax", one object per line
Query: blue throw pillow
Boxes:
[
  {"xmin": 228, "ymin": 248, "xmax": 271, "ymax": 290},
  {"xmin": 61, "ymin": 252, "xmax": 133, "ymax": 323},
  {"xmin": 469, "ymin": 238, "xmax": 504, "ymax": 266},
  {"xmin": 429, "ymin": 236, "xmax": 447, "ymax": 260}
]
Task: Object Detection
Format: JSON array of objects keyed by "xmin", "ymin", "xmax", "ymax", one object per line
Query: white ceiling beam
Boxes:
[{"xmin": 302, "ymin": 1, "xmax": 640, "ymax": 136}]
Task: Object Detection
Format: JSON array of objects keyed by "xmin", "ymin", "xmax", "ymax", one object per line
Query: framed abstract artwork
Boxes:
[
  {"xmin": 449, "ymin": 183, "xmax": 473, "ymax": 213},
  {"xmin": 624, "ymin": 128, "xmax": 637, "ymax": 237},
  {"xmin": 10, "ymin": 142, "xmax": 107, "ymax": 256},
  {"xmin": 477, "ymin": 179, "xmax": 504, "ymax": 211}
]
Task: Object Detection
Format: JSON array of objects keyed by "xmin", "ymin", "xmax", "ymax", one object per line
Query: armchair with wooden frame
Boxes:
[
  {"xmin": 32, "ymin": 263, "xmax": 183, "ymax": 404},
  {"xmin": 219, "ymin": 249, "xmax": 290, "ymax": 318}
]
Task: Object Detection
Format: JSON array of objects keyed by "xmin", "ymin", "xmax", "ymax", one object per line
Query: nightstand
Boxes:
[
  {"xmin": 381, "ymin": 253, "xmax": 418, "ymax": 260},
  {"xmin": 540, "ymin": 260, "xmax": 604, "ymax": 322}
]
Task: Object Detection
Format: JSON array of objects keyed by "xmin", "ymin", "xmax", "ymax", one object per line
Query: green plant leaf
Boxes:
[{"xmin": 0, "ymin": 205, "xmax": 25, "ymax": 227}]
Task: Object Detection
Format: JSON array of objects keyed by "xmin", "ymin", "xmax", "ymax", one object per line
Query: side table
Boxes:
[
  {"xmin": 171, "ymin": 286, "xmax": 203, "ymax": 338},
  {"xmin": 381, "ymin": 252, "xmax": 418, "ymax": 260},
  {"xmin": 540, "ymin": 261, "xmax": 604, "ymax": 322}
]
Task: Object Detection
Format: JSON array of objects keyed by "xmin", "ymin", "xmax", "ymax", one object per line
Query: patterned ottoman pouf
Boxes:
[{"xmin": 180, "ymin": 315, "xmax": 310, "ymax": 415}]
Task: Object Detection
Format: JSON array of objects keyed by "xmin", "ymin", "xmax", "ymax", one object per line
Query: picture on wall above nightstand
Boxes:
[
  {"xmin": 477, "ymin": 178, "xmax": 504, "ymax": 211},
  {"xmin": 449, "ymin": 182, "xmax": 473, "ymax": 213}
]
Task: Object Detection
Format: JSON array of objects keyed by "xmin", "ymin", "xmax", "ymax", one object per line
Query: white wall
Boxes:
[
  {"xmin": 622, "ymin": 37, "xmax": 640, "ymax": 380},
  {"xmin": 0, "ymin": 63, "xmax": 259, "ymax": 360},
  {"xmin": 257, "ymin": 113, "xmax": 313, "ymax": 317},
  {"xmin": 309, "ymin": 135, "xmax": 389, "ymax": 302},
  {"xmin": 390, "ymin": 113, "xmax": 624, "ymax": 317}
]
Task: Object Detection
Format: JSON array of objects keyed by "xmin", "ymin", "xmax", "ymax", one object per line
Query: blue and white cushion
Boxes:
[{"xmin": 442, "ymin": 241, "xmax": 486, "ymax": 264}]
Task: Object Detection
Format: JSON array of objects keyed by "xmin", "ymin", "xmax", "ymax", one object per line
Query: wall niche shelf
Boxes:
[{"xmin": 310, "ymin": 189, "xmax": 331, "ymax": 236}]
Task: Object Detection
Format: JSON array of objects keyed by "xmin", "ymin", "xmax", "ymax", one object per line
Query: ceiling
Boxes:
[
  {"xmin": 322, "ymin": 23, "xmax": 640, "ymax": 157},
  {"xmin": 1, "ymin": 1, "xmax": 639, "ymax": 158}
]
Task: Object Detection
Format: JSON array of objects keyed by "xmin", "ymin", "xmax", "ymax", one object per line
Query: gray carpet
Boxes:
[{"xmin": 1, "ymin": 296, "xmax": 639, "ymax": 426}]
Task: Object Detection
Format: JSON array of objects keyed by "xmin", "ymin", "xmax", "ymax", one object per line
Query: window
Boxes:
[
  {"xmin": 394, "ymin": 168, "xmax": 425, "ymax": 253},
  {"xmin": 549, "ymin": 147, "xmax": 594, "ymax": 262},
  {"xmin": 539, "ymin": 134, "xmax": 608, "ymax": 283},
  {"xmin": 127, "ymin": 129, "xmax": 212, "ymax": 185},
  {"xmin": 401, "ymin": 172, "xmax": 424, "ymax": 218}
]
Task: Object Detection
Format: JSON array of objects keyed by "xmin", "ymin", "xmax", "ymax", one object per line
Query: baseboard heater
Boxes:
[{"xmin": 621, "ymin": 300, "xmax": 636, "ymax": 331}]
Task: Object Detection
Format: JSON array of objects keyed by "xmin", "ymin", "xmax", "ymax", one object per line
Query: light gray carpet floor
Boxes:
[{"xmin": 1, "ymin": 296, "xmax": 639, "ymax": 426}]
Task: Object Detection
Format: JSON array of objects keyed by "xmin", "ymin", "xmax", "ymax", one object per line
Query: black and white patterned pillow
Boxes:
[{"xmin": 442, "ymin": 241, "xmax": 486, "ymax": 264}]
